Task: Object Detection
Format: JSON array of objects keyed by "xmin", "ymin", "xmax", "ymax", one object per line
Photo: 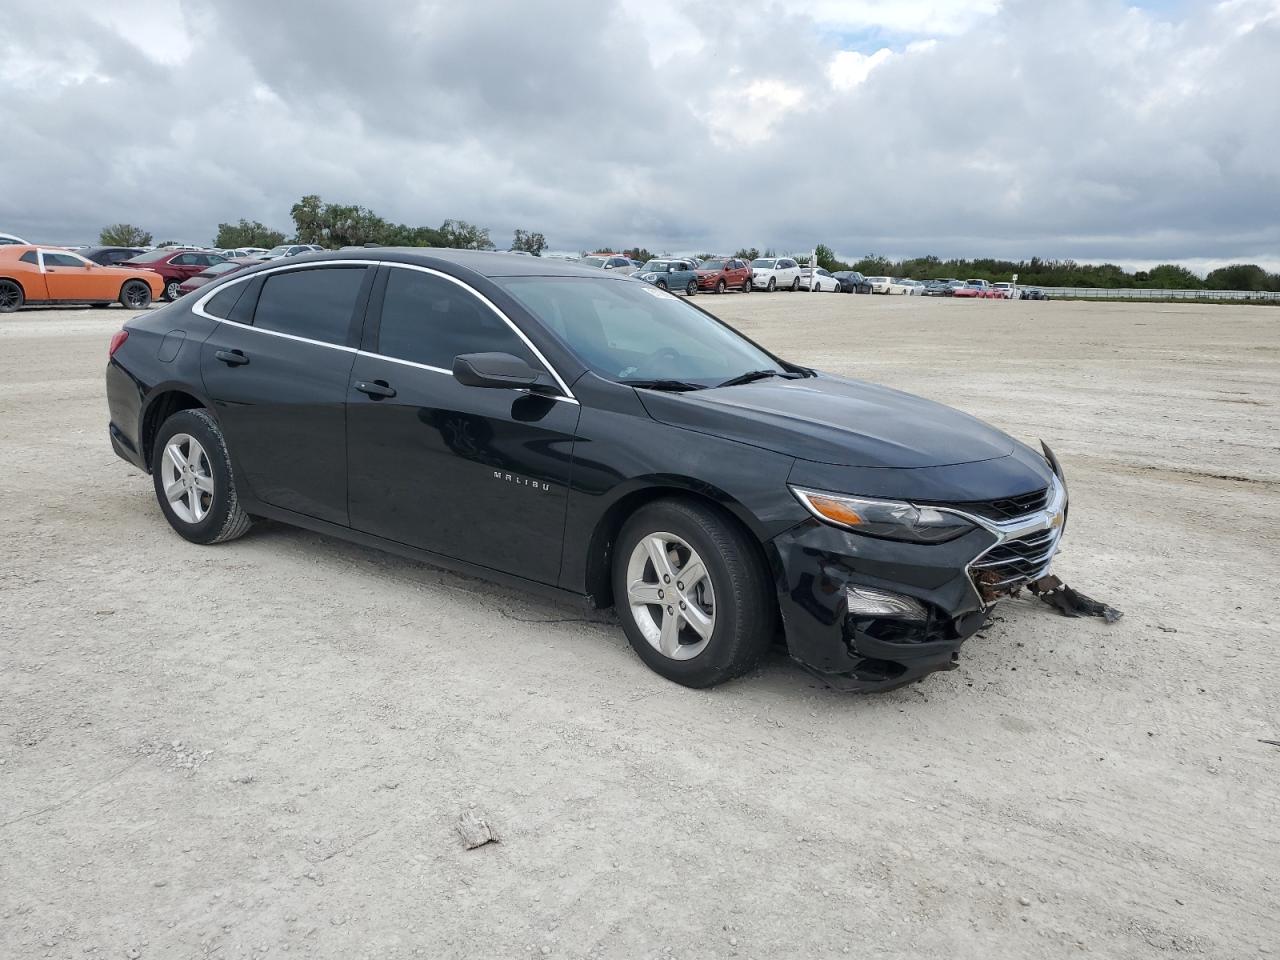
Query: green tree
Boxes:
[
  {"xmin": 623, "ymin": 247, "xmax": 653, "ymax": 263},
  {"xmin": 99, "ymin": 223, "xmax": 152, "ymax": 246},
  {"xmin": 735, "ymin": 247, "xmax": 760, "ymax": 262},
  {"xmin": 438, "ymin": 219, "xmax": 493, "ymax": 250},
  {"xmin": 1205, "ymin": 263, "xmax": 1270, "ymax": 291},
  {"xmin": 810, "ymin": 243, "xmax": 849, "ymax": 271},
  {"xmin": 1144, "ymin": 264, "xmax": 1202, "ymax": 289},
  {"xmin": 511, "ymin": 229, "xmax": 547, "ymax": 256},
  {"xmin": 215, "ymin": 219, "xmax": 286, "ymax": 249}
]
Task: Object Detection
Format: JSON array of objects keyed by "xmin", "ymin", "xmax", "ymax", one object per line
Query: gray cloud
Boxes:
[{"xmin": 2, "ymin": 0, "xmax": 1277, "ymax": 270}]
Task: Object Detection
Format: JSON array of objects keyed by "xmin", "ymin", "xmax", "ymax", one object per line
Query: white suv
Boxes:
[{"xmin": 750, "ymin": 256, "xmax": 801, "ymax": 291}]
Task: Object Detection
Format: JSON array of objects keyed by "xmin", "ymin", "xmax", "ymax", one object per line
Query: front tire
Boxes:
[
  {"xmin": 715, "ymin": 279, "xmax": 726, "ymax": 294},
  {"xmin": 163, "ymin": 279, "xmax": 181, "ymax": 302},
  {"xmin": 656, "ymin": 279, "xmax": 668, "ymax": 291},
  {"xmin": 685, "ymin": 280, "xmax": 697, "ymax": 296},
  {"xmin": 613, "ymin": 499, "xmax": 773, "ymax": 688},
  {"xmin": 152, "ymin": 409, "xmax": 252, "ymax": 545},
  {"xmin": 767, "ymin": 277, "xmax": 776, "ymax": 292},
  {"xmin": 0, "ymin": 279, "xmax": 23, "ymax": 313},
  {"xmin": 120, "ymin": 280, "xmax": 152, "ymax": 310}
]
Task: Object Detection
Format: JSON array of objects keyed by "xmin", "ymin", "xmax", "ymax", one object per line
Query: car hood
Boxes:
[{"xmin": 636, "ymin": 372, "xmax": 1017, "ymax": 468}]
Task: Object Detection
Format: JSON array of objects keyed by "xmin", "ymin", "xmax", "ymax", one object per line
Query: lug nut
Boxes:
[
  {"xmin": 666, "ymin": 605, "xmax": 673, "ymax": 615},
  {"xmin": 657, "ymin": 589, "xmax": 664, "ymax": 599},
  {"xmin": 663, "ymin": 575, "xmax": 670, "ymax": 583},
  {"xmin": 679, "ymin": 601, "xmax": 686, "ymax": 610},
  {"xmin": 677, "ymin": 581, "xmax": 684, "ymax": 590}
]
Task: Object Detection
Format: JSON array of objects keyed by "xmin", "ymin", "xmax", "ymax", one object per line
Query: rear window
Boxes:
[{"xmin": 252, "ymin": 267, "xmax": 366, "ymax": 345}]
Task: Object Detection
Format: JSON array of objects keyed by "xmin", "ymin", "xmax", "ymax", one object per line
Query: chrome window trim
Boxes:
[
  {"xmin": 381, "ymin": 262, "xmax": 576, "ymax": 401},
  {"xmin": 189, "ymin": 258, "xmax": 577, "ymax": 403}
]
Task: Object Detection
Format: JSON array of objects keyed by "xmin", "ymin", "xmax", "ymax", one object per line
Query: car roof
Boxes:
[{"xmin": 280, "ymin": 247, "xmax": 629, "ymax": 279}]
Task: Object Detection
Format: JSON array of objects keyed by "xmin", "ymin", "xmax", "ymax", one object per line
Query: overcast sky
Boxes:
[{"xmin": 2, "ymin": 0, "xmax": 1278, "ymax": 271}]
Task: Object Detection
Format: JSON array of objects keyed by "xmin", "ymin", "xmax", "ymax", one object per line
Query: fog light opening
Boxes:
[{"xmin": 845, "ymin": 584, "xmax": 928, "ymax": 621}]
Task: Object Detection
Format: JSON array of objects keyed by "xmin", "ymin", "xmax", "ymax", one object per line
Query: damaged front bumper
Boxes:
[{"xmin": 767, "ymin": 473, "xmax": 1067, "ymax": 693}]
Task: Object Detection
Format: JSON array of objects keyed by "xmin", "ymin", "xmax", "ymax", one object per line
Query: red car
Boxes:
[
  {"xmin": 694, "ymin": 257, "xmax": 752, "ymax": 293},
  {"xmin": 124, "ymin": 249, "xmax": 227, "ymax": 301},
  {"xmin": 175, "ymin": 257, "xmax": 262, "ymax": 297},
  {"xmin": 954, "ymin": 279, "xmax": 1002, "ymax": 299}
]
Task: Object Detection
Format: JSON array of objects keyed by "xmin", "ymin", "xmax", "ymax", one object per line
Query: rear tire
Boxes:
[
  {"xmin": 790, "ymin": 277, "xmax": 800, "ymax": 291},
  {"xmin": 741, "ymin": 277, "xmax": 751, "ymax": 293},
  {"xmin": 612, "ymin": 499, "xmax": 773, "ymax": 688},
  {"xmin": 151, "ymin": 409, "xmax": 252, "ymax": 545},
  {"xmin": 120, "ymin": 280, "xmax": 152, "ymax": 310},
  {"xmin": 0, "ymin": 279, "xmax": 23, "ymax": 313}
]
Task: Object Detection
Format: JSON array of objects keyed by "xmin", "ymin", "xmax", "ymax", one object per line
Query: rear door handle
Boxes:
[
  {"xmin": 215, "ymin": 349, "xmax": 249, "ymax": 366},
  {"xmin": 355, "ymin": 379, "xmax": 396, "ymax": 399}
]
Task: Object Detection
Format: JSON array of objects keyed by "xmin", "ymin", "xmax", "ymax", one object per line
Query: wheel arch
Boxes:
[
  {"xmin": 582, "ymin": 479, "xmax": 773, "ymax": 610},
  {"xmin": 0, "ymin": 275, "xmax": 26, "ymax": 295},
  {"xmin": 139, "ymin": 384, "xmax": 217, "ymax": 471}
]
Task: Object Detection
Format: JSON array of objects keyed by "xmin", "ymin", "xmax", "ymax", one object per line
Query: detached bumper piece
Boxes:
[{"xmin": 1026, "ymin": 575, "xmax": 1123, "ymax": 623}]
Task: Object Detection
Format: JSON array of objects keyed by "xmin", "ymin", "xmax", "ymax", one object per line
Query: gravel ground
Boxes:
[{"xmin": 1, "ymin": 294, "xmax": 1277, "ymax": 959}]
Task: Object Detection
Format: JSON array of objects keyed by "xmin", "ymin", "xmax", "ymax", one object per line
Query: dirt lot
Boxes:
[{"xmin": 2, "ymin": 294, "xmax": 1277, "ymax": 959}]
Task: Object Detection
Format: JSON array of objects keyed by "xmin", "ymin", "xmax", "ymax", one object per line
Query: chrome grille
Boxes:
[{"xmin": 971, "ymin": 526, "xmax": 1062, "ymax": 595}]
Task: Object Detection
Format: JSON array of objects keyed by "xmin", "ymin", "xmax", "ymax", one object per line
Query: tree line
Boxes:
[
  {"xmin": 97, "ymin": 195, "xmax": 549, "ymax": 257},
  {"xmin": 808, "ymin": 246, "xmax": 1280, "ymax": 292},
  {"xmin": 98, "ymin": 212, "xmax": 1279, "ymax": 291}
]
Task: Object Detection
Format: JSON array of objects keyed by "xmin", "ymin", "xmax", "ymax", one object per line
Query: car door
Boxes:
[
  {"xmin": 39, "ymin": 250, "xmax": 102, "ymax": 300},
  {"xmin": 345, "ymin": 264, "xmax": 580, "ymax": 584},
  {"xmin": 200, "ymin": 263, "xmax": 374, "ymax": 525}
]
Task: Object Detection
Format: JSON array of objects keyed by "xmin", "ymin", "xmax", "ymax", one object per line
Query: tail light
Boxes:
[{"xmin": 108, "ymin": 329, "xmax": 129, "ymax": 357}]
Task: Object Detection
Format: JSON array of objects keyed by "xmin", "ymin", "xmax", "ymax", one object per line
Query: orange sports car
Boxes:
[{"xmin": 0, "ymin": 245, "xmax": 164, "ymax": 312}]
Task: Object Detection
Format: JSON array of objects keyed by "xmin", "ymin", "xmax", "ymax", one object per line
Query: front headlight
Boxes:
[
  {"xmin": 641, "ymin": 273, "xmax": 657, "ymax": 281},
  {"xmin": 790, "ymin": 486, "xmax": 976, "ymax": 543}
]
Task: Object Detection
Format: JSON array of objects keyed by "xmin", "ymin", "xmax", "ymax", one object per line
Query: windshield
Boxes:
[
  {"xmin": 265, "ymin": 245, "xmax": 292, "ymax": 256},
  {"xmin": 751, "ymin": 259, "xmax": 776, "ymax": 268},
  {"xmin": 495, "ymin": 276, "xmax": 784, "ymax": 387},
  {"xmin": 866, "ymin": 276, "xmax": 888, "ymax": 283},
  {"xmin": 579, "ymin": 256, "xmax": 606, "ymax": 268},
  {"xmin": 699, "ymin": 259, "xmax": 726, "ymax": 270},
  {"xmin": 640, "ymin": 260, "xmax": 673, "ymax": 272},
  {"xmin": 203, "ymin": 262, "xmax": 242, "ymax": 276}
]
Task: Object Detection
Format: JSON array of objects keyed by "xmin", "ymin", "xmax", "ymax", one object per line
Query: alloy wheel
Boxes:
[
  {"xmin": 165, "ymin": 280, "xmax": 181, "ymax": 300},
  {"xmin": 626, "ymin": 532, "xmax": 716, "ymax": 660},
  {"xmin": 0, "ymin": 279, "xmax": 22, "ymax": 312},
  {"xmin": 123, "ymin": 282, "xmax": 148, "ymax": 308},
  {"xmin": 161, "ymin": 433, "xmax": 215, "ymax": 524}
]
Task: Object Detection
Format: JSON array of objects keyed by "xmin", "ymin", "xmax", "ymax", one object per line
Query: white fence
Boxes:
[{"xmin": 1034, "ymin": 287, "xmax": 1280, "ymax": 302}]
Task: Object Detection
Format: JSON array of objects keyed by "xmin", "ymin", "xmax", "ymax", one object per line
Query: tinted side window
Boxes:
[
  {"xmin": 203, "ymin": 281, "xmax": 247, "ymax": 319},
  {"xmin": 45, "ymin": 252, "xmax": 86, "ymax": 267},
  {"xmin": 377, "ymin": 267, "xmax": 535, "ymax": 370},
  {"xmin": 253, "ymin": 267, "xmax": 366, "ymax": 344},
  {"xmin": 20, "ymin": 251, "xmax": 37, "ymax": 264}
]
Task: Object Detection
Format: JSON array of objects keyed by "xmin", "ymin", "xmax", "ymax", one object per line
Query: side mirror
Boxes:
[{"xmin": 453, "ymin": 352, "xmax": 546, "ymax": 390}]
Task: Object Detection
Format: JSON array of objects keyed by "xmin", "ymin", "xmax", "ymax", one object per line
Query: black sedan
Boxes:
[
  {"xmin": 83, "ymin": 245, "xmax": 146, "ymax": 266},
  {"xmin": 832, "ymin": 270, "xmax": 873, "ymax": 294},
  {"xmin": 105, "ymin": 250, "xmax": 1068, "ymax": 692}
]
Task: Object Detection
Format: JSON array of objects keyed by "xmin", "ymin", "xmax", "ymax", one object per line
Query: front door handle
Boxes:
[
  {"xmin": 355, "ymin": 379, "xmax": 396, "ymax": 399},
  {"xmin": 215, "ymin": 349, "xmax": 249, "ymax": 366}
]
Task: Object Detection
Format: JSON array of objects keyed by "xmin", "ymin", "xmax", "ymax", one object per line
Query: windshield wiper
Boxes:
[
  {"xmin": 716, "ymin": 369, "xmax": 789, "ymax": 388},
  {"xmin": 618, "ymin": 378, "xmax": 707, "ymax": 392}
]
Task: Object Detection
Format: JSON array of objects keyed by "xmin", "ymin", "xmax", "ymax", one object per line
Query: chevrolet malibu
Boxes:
[{"xmin": 105, "ymin": 250, "xmax": 1068, "ymax": 691}]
